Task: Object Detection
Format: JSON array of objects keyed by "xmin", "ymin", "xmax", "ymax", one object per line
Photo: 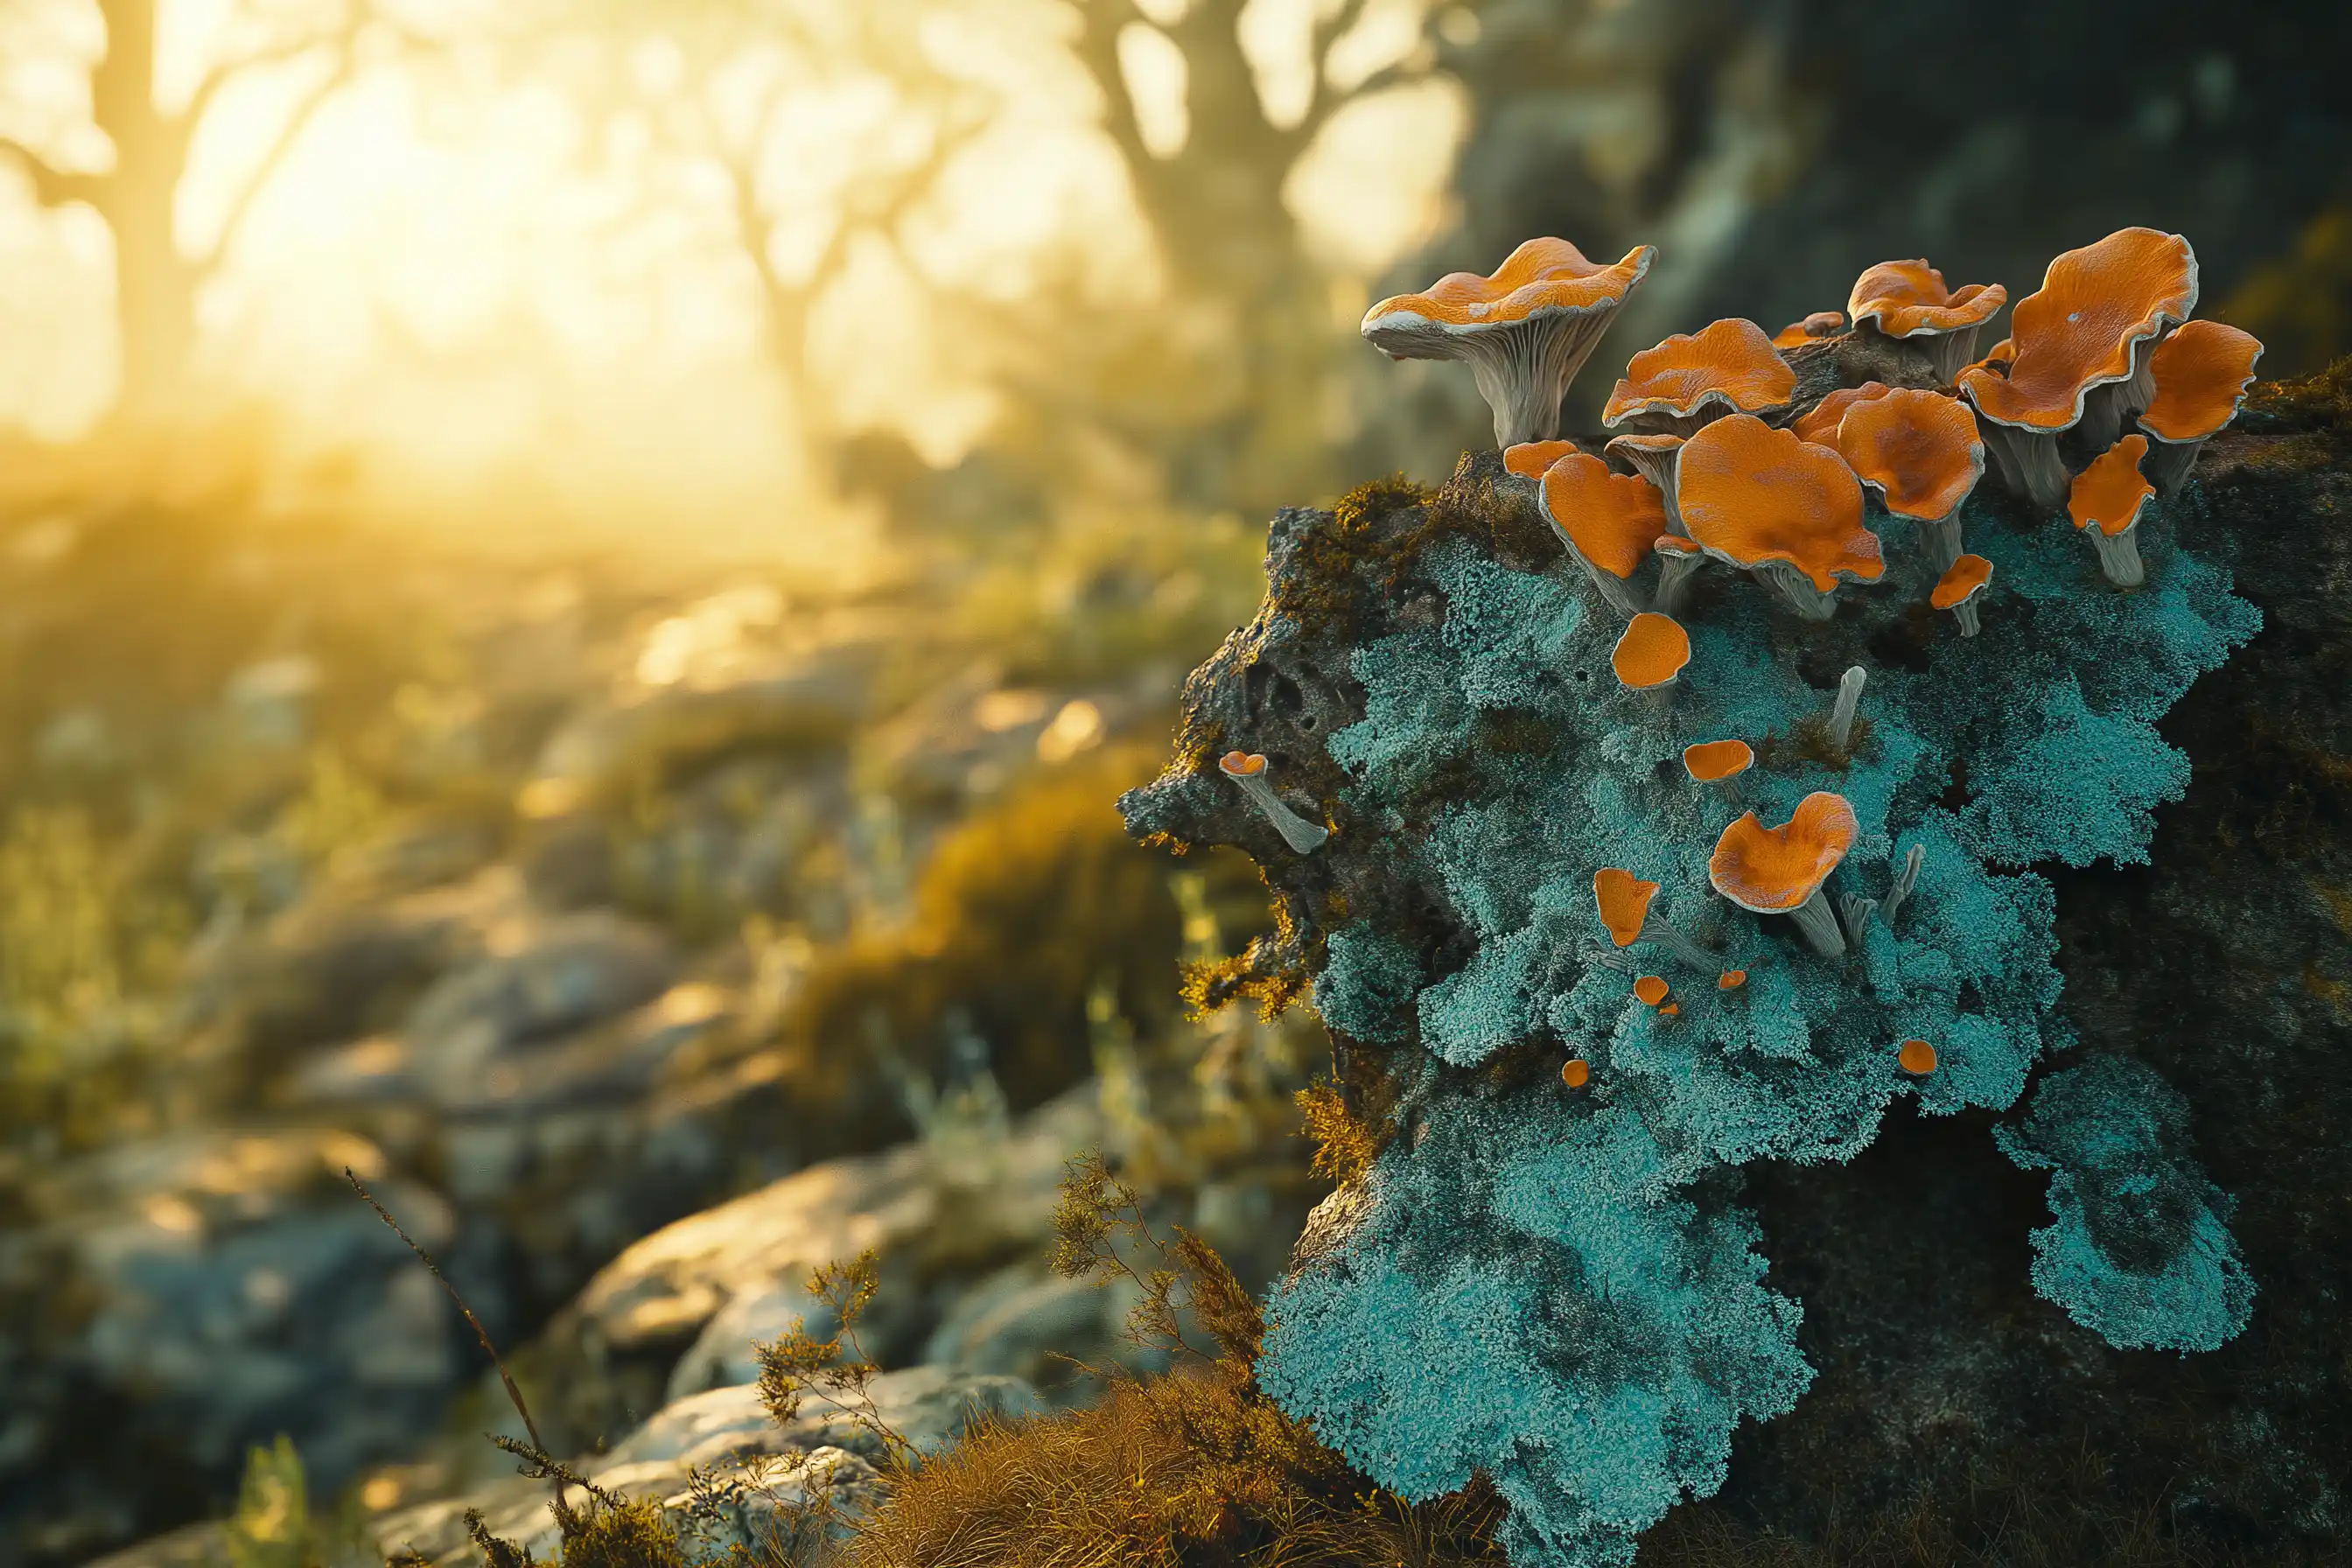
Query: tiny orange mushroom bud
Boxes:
[
  {"xmin": 1709, "ymin": 791, "xmax": 1860, "ymax": 958},
  {"xmin": 1676, "ymin": 414, "xmax": 1884, "ymax": 620},
  {"xmin": 1503, "ymin": 439, "xmax": 1585, "ymax": 479},
  {"xmin": 1718, "ymin": 970, "xmax": 1747, "ymax": 990},
  {"xmin": 1634, "ymin": 975, "xmax": 1670, "ymax": 1006},
  {"xmin": 1683, "ymin": 738, "xmax": 1755, "ymax": 783},
  {"xmin": 2138, "ymin": 319, "xmax": 2264, "ymax": 494},
  {"xmin": 1593, "ymin": 867, "xmax": 1662, "ymax": 948},
  {"xmin": 1660, "ymin": 1003, "xmax": 1681, "ymax": 1018},
  {"xmin": 1603, "ymin": 318, "xmax": 1798, "ymax": 437},
  {"xmin": 1362, "ymin": 237, "xmax": 1657, "ymax": 447},
  {"xmin": 1846, "ymin": 260, "xmax": 2008, "ymax": 382},
  {"xmin": 1898, "ymin": 1039, "xmax": 1939, "ymax": 1075},
  {"xmin": 1612, "ymin": 611, "xmax": 1691, "ymax": 694},
  {"xmin": 1957, "ymin": 228, "xmax": 2197, "ymax": 512},
  {"xmin": 1789, "ymin": 382, "xmax": 1895, "ymax": 445},
  {"xmin": 1561, "ymin": 1057, "xmax": 1592, "ymax": 1088},
  {"xmin": 1832, "ymin": 388, "xmax": 1985, "ymax": 570},
  {"xmin": 1931, "ymin": 553, "xmax": 1995, "ymax": 638},
  {"xmin": 2068, "ymin": 435, "xmax": 2157, "ymax": 589},
  {"xmin": 1772, "ymin": 311, "xmax": 1845, "ymax": 349},
  {"xmin": 1538, "ymin": 452, "xmax": 1670, "ymax": 617},
  {"xmin": 1220, "ymin": 750, "xmax": 1267, "ymax": 777}
]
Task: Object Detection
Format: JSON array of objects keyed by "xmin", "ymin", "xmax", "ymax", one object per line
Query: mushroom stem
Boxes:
[
  {"xmin": 1228, "ymin": 772, "xmax": 1330, "ymax": 854},
  {"xmin": 1880, "ymin": 844, "xmax": 1926, "ymax": 928},
  {"xmin": 2087, "ymin": 525, "xmax": 2146, "ymax": 589},
  {"xmin": 1562, "ymin": 549, "xmax": 1644, "ymax": 616},
  {"xmin": 1828, "ymin": 666, "xmax": 1867, "ymax": 753},
  {"xmin": 2139, "ymin": 436, "xmax": 2205, "ymax": 495},
  {"xmin": 1950, "ymin": 599, "xmax": 1983, "ymax": 637},
  {"xmin": 1837, "ymin": 893, "xmax": 1879, "ymax": 944},
  {"xmin": 1654, "ymin": 550, "xmax": 1706, "ymax": 618},
  {"xmin": 1466, "ymin": 312, "xmax": 1625, "ymax": 448},
  {"xmin": 1586, "ymin": 946, "xmax": 1638, "ymax": 975},
  {"xmin": 1637, "ymin": 912, "xmax": 1721, "ymax": 970},
  {"xmin": 1785, "ymin": 886, "xmax": 1848, "ymax": 958},
  {"xmin": 1975, "ymin": 421, "xmax": 2070, "ymax": 513},
  {"xmin": 1922, "ymin": 514, "xmax": 1964, "ymax": 574},
  {"xmin": 2076, "ymin": 333, "xmax": 2166, "ymax": 450},
  {"xmin": 1922, "ymin": 326, "xmax": 1984, "ymax": 385},
  {"xmin": 1751, "ymin": 560, "xmax": 1839, "ymax": 620}
]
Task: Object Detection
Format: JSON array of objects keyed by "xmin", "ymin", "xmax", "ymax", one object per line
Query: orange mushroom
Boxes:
[
  {"xmin": 1897, "ymin": 1039, "xmax": 1939, "ymax": 1076},
  {"xmin": 1675, "ymin": 414, "xmax": 1884, "ymax": 620},
  {"xmin": 1930, "ymin": 553, "xmax": 1994, "ymax": 638},
  {"xmin": 1846, "ymin": 260, "xmax": 2008, "ymax": 382},
  {"xmin": 1708, "ymin": 791, "xmax": 1860, "ymax": 957},
  {"xmin": 1592, "ymin": 867, "xmax": 1661, "ymax": 948},
  {"xmin": 1773, "ymin": 311, "xmax": 1845, "ymax": 348},
  {"xmin": 2138, "ymin": 319, "xmax": 2264, "ymax": 494},
  {"xmin": 1717, "ymin": 970, "xmax": 1747, "ymax": 990},
  {"xmin": 1612, "ymin": 611, "xmax": 1691, "ymax": 695},
  {"xmin": 1683, "ymin": 738, "xmax": 1754, "ymax": 785},
  {"xmin": 1601, "ymin": 432, "xmax": 1688, "ymax": 530},
  {"xmin": 1362, "ymin": 237, "xmax": 1656, "ymax": 447},
  {"xmin": 1538, "ymin": 452, "xmax": 1670, "ymax": 616},
  {"xmin": 1832, "ymin": 388, "xmax": 1985, "ymax": 570},
  {"xmin": 1634, "ymin": 975, "xmax": 1670, "ymax": 1006},
  {"xmin": 1660, "ymin": 1003, "xmax": 1681, "ymax": 1017},
  {"xmin": 1956, "ymin": 228, "xmax": 2197, "ymax": 512},
  {"xmin": 1218, "ymin": 751, "xmax": 1330, "ymax": 854},
  {"xmin": 1503, "ymin": 440, "xmax": 1585, "ymax": 480},
  {"xmin": 1790, "ymin": 382, "xmax": 1894, "ymax": 445},
  {"xmin": 2068, "ymin": 435, "xmax": 2156, "ymax": 588},
  {"xmin": 1602, "ymin": 318, "xmax": 1798, "ymax": 436},
  {"xmin": 1561, "ymin": 1057, "xmax": 1592, "ymax": 1088}
]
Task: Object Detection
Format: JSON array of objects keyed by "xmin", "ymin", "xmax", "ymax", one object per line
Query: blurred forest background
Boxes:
[{"xmin": 2, "ymin": 0, "xmax": 2350, "ymax": 1562}]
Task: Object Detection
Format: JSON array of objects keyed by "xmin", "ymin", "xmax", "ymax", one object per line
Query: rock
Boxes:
[
  {"xmin": 402, "ymin": 912, "xmax": 677, "ymax": 1094},
  {"xmin": 918, "ymin": 1259, "xmax": 1140, "ymax": 1399}
]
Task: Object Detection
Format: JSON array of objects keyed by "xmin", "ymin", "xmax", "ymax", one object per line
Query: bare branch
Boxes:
[
  {"xmin": 192, "ymin": 43, "xmax": 360, "ymax": 276},
  {"xmin": 180, "ymin": 18, "xmax": 358, "ymax": 133},
  {"xmin": 1068, "ymin": 0, "xmax": 1153, "ymax": 181},
  {"xmin": 0, "ymin": 136, "xmax": 101, "ymax": 206}
]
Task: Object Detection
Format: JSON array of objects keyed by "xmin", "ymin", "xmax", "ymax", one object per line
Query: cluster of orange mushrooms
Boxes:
[{"xmin": 1354, "ymin": 227, "xmax": 2266, "ymax": 1093}]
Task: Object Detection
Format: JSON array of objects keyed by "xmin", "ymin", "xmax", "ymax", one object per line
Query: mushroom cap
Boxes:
[
  {"xmin": 1612, "ymin": 611, "xmax": 1692, "ymax": 690},
  {"xmin": 1773, "ymin": 311, "xmax": 1845, "ymax": 348},
  {"xmin": 1601, "ymin": 431, "xmax": 1684, "ymax": 474},
  {"xmin": 1898, "ymin": 1039, "xmax": 1939, "ymax": 1075},
  {"xmin": 1832, "ymin": 388, "xmax": 1986, "ymax": 522},
  {"xmin": 1683, "ymin": 738, "xmax": 1755, "ymax": 781},
  {"xmin": 1634, "ymin": 975, "xmax": 1670, "ymax": 1006},
  {"xmin": 1676, "ymin": 415, "xmax": 1885, "ymax": 592},
  {"xmin": 1660, "ymin": 1003, "xmax": 1681, "ymax": 1017},
  {"xmin": 2068, "ymin": 435, "xmax": 2156, "ymax": 537},
  {"xmin": 1602, "ymin": 318, "xmax": 1797, "ymax": 428},
  {"xmin": 1542, "ymin": 452, "xmax": 1670, "ymax": 578},
  {"xmin": 2141, "ymin": 319, "xmax": 2265, "ymax": 443},
  {"xmin": 1708, "ymin": 792, "xmax": 1859, "ymax": 914},
  {"xmin": 1561, "ymin": 1058, "xmax": 1592, "ymax": 1088},
  {"xmin": 1956, "ymin": 228, "xmax": 2198, "ymax": 433},
  {"xmin": 1847, "ymin": 261, "xmax": 2007, "ymax": 340},
  {"xmin": 1718, "ymin": 970, "xmax": 1747, "ymax": 990},
  {"xmin": 1362, "ymin": 238, "xmax": 1656, "ymax": 350},
  {"xmin": 1790, "ymin": 382, "xmax": 1894, "ymax": 445},
  {"xmin": 1930, "ymin": 553, "xmax": 1994, "ymax": 610},
  {"xmin": 1503, "ymin": 439, "xmax": 1585, "ymax": 479},
  {"xmin": 1592, "ymin": 867, "xmax": 1661, "ymax": 947},
  {"xmin": 1219, "ymin": 750, "xmax": 1268, "ymax": 778}
]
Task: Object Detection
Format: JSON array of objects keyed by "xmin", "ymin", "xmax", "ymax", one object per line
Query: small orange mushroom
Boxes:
[
  {"xmin": 2138, "ymin": 319, "xmax": 2264, "ymax": 494},
  {"xmin": 1218, "ymin": 750, "xmax": 1330, "ymax": 854},
  {"xmin": 1612, "ymin": 611, "xmax": 1691, "ymax": 694},
  {"xmin": 1561, "ymin": 1057, "xmax": 1592, "ymax": 1088},
  {"xmin": 1593, "ymin": 867, "xmax": 1662, "ymax": 948},
  {"xmin": 1956, "ymin": 228, "xmax": 2197, "ymax": 512},
  {"xmin": 1634, "ymin": 975, "xmax": 1670, "ymax": 1006},
  {"xmin": 1220, "ymin": 750, "xmax": 1265, "ymax": 777},
  {"xmin": 1676, "ymin": 414, "xmax": 1884, "ymax": 620},
  {"xmin": 1846, "ymin": 260, "xmax": 2008, "ymax": 382},
  {"xmin": 2068, "ymin": 435, "xmax": 2157, "ymax": 588},
  {"xmin": 1709, "ymin": 791, "xmax": 1860, "ymax": 957},
  {"xmin": 1897, "ymin": 1039, "xmax": 1939, "ymax": 1076},
  {"xmin": 1660, "ymin": 1003, "xmax": 1681, "ymax": 1017},
  {"xmin": 1832, "ymin": 388, "xmax": 1985, "ymax": 570},
  {"xmin": 1539, "ymin": 452, "xmax": 1670, "ymax": 617},
  {"xmin": 1602, "ymin": 318, "xmax": 1798, "ymax": 436},
  {"xmin": 1683, "ymin": 738, "xmax": 1755, "ymax": 784},
  {"xmin": 1772, "ymin": 311, "xmax": 1845, "ymax": 348},
  {"xmin": 1363, "ymin": 237, "xmax": 1656, "ymax": 447},
  {"xmin": 1930, "ymin": 553, "xmax": 1994, "ymax": 638},
  {"xmin": 1717, "ymin": 970, "xmax": 1746, "ymax": 990},
  {"xmin": 1503, "ymin": 439, "xmax": 1585, "ymax": 480},
  {"xmin": 1789, "ymin": 382, "xmax": 1894, "ymax": 445}
]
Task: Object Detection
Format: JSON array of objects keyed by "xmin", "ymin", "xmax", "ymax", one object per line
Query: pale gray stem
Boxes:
[
  {"xmin": 1464, "ymin": 308, "xmax": 1625, "ymax": 448},
  {"xmin": 1924, "ymin": 326, "xmax": 1981, "ymax": 385},
  {"xmin": 1837, "ymin": 893, "xmax": 1879, "ymax": 944},
  {"xmin": 1785, "ymin": 886, "xmax": 1847, "ymax": 957},
  {"xmin": 1638, "ymin": 913, "xmax": 1719, "ymax": 970},
  {"xmin": 1752, "ymin": 560, "xmax": 1838, "ymax": 620},
  {"xmin": 1880, "ymin": 844, "xmax": 1926, "ymax": 928},
  {"xmin": 1653, "ymin": 551, "xmax": 1705, "ymax": 618},
  {"xmin": 1587, "ymin": 946, "xmax": 1638, "ymax": 975},
  {"xmin": 1828, "ymin": 666, "xmax": 1867, "ymax": 752},
  {"xmin": 1952, "ymin": 599, "xmax": 1983, "ymax": 638},
  {"xmin": 2141, "ymin": 436, "xmax": 2203, "ymax": 495},
  {"xmin": 1231, "ymin": 773, "xmax": 1329, "ymax": 854},
  {"xmin": 1977, "ymin": 421, "xmax": 2070, "ymax": 513},
  {"xmin": 1922, "ymin": 514, "xmax": 1964, "ymax": 573},
  {"xmin": 2089, "ymin": 525, "xmax": 2146, "ymax": 589},
  {"xmin": 1552, "ymin": 532, "xmax": 1645, "ymax": 616}
]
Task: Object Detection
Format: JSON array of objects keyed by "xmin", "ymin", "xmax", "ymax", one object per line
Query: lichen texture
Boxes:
[{"xmin": 1120, "ymin": 232, "xmax": 2262, "ymax": 1567}]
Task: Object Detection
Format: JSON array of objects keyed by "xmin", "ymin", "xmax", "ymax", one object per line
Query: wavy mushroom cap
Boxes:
[
  {"xmin": 1543, "ymin": 452, "xmax": 1671, "ymax": 578},
  {"xmin": 1683, "ymin": 738, "xmax": 1755, "ymax": 781},
  {"xmin": 1898, "ymin": 1039, "xmax": 1939, "ymax": 1075},
  {"xmin": 1560, "ymin": 1058, "xmax": 1592, "ymax": 1088},
  {"xmin": 1593, "ymin": 867, "xmax": 1662, "ymax": 947},
  {"xmin": 1930, "ymin": 553, "xmax": 1994, "ymax": 610},
  {"xmin": 1847, "ymin": 261, "xmax": 2007, "ymax": 339},
  {"xmin": 1709, "ymin": 792, "xmax": 1860, "ymax": 914},
  {"xmin": 1956, "ymin": 228, "xmax": 2197, "ymax": 432},
  {"xmin": 1603, "ymin": 318, "xmax": 1796, "ymax": 428},
  {"xmin": 1634, "ymin": 975, "xmax": 1670, "ymax": 1006},
  {"xmin": 2068, "ymin": 436, "xmax": 2156, "ymax": 537},
  {"xmin": 1833, "ymin": 388, "xmax": 1986, "ymax": 521},
  {"xmin": 1218, "ymin": 750, "xmax": 1268, "ymax": 778},
  {"xmin": 1676, "ymin": 415, "xmax": 1885, "ymax": 592},
  {"xmin": 1790, "ymin": 382, "xmax": 1895, "ymax": 444},
  {"xmin": 1612, "ymin": 611, "xmax": 1691, "ymax": 690},
  {"xmin": 1502, "ymin": 439, "xmax": 1585, "ymax": 478},
  {"xmin": 2141, "ymin": 319, "xmax": 2265, "ymax": 442},
  {"xmin": 1773, "ymin": 311, "xmax": 1845, "ymax": 348},
  {"xmin": 1718, "ymin": 970, "xmax": 1747, "ymax": 990},
  {"xmin": 1362, "ymin": 238, "xmax": 1656, "ymax": 340}
]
